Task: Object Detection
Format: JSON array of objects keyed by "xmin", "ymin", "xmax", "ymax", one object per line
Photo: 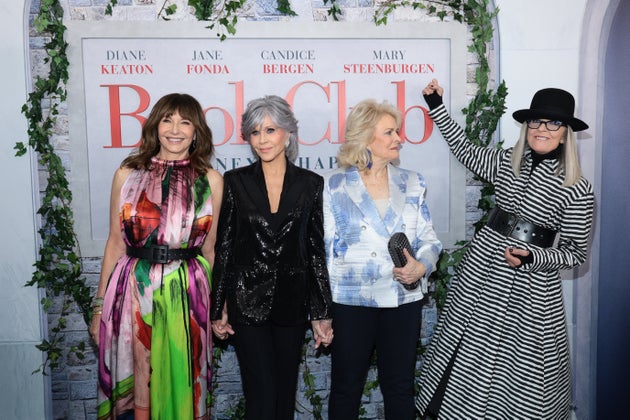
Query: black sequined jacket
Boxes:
[{"xmin": 210, "ymin": 160, "xmax": 333, "ymax": 326}]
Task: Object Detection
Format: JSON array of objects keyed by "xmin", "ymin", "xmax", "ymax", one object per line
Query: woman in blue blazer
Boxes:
[
  {"xmin": 324, "ymin": 99, "xmax": 442, "ymax": 419},
  {"xmin": 211, "ymin": 96, "xmax": 333, "ymax": 420}
]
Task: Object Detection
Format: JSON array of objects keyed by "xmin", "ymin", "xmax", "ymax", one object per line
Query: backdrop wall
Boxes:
[{"xmin": 1, "ymin": 0, "xmax": 610, "ymax": 418}]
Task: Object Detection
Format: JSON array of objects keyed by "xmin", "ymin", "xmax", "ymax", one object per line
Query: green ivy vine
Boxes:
[
  {"xmin": 16, "ymin": 0, "xmax": 91, "ymax": 374},
  {"xmin": 298, "ymin": 337, "xmax": 326, "ymax": 419},
  {"xmin": 105, "ymin": 0, "xmax": 339, "ymax": 40},
  {"xmin": 21, "ymin": 0, "xmax": 504, "ymax": 416}
]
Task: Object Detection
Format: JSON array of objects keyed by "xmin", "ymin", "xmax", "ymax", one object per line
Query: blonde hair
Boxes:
[
  {"xmin": 337, "ymin": 99, "xmax": 401, "ymax": 170},
  {"xmin": 510, "ymin": 124, "xmax": 582, "ymax": 186}
]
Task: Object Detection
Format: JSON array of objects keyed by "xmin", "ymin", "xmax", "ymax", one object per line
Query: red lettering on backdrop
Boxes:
[
  {"xmin": 207, "ymin": 81, "xmax": 247, "ymax": 146},
  {"xmin": 331, "ymin": 81, "xmax": 347, "ymax": 145},
  {"xmin": 100, "ymin": 81, "xmax": 434, "ymax": 149},
  {"xmin": 232, "ymin": 81, "xmax": 246, "ymax": 145},
  {"xmin": 392, "ymin": 81, "xmax": 433, "ymax": 144},
  {"xmin": 102, "ymin": 84, "xmax": 151, "ymax": 148},
  {"xmin": 206, "ymin": 106, "xmax": 235, "ymax": 146},
  {"xmin": 286, "ymin": 80, "xmax": 344, "ymax": 146}
]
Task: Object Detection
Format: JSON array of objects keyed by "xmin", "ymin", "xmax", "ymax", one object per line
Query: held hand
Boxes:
[
  {"xmin": 211, "ymin": 304, "xmax": 235, "ymax": 340},
  {"xmin": 392, "ymin": 248, "xmax": 426, "ymax": 286},
  {"xmin": 311, "ymin": 319, "xmax": 333, "ymax": 348},
  {"xmin": 422, "ymin": 78, "xmax": 444, "ymax": 96},
  {"xmin": 505, "ymin": 246, "xmax": 530, "ymax": 268}
]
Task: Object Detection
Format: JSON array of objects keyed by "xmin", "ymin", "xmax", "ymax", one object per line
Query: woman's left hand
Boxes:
[
  {"xmin": 392, "ymin": 248, "xmax": 426, "ymax": 286},
  {"xmin": 422, "ymin": 79, "xmax": 444, "ymax": 97},
  {"xmin": 311, "ymin": 319, "xmax": 333, "ymax": 348},
  {"xmin": 505, "ymin": 246, "xmax": 530, "ymax": 268}
]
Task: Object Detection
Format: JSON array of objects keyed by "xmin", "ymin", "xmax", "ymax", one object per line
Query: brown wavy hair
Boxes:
[{"xmin": 121, "ymin": 93, "xmax": 214, "ymax": 175}]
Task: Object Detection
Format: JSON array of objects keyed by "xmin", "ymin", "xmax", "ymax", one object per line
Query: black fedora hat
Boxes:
[{"xmin": 512, "ymin": 88, "xmax": 589, "ymax": 132}]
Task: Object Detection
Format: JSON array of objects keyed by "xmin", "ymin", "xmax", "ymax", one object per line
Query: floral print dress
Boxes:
[{"xmin": 97, "ymin": 157, "xmax": 214, "ymax": 420}]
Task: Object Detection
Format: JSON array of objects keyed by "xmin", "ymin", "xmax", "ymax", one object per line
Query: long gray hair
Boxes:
[
  {"xmin": 241, "ymin": 95, "xmax": 299, "ymax": 162},
  {"xmin": 510, "ymin": 123, "xmax": 582, "ymax": 186}
]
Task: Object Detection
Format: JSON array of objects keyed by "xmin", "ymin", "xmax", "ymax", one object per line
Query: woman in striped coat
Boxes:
[{"xmin": 416, "ymin": 79, "xmax": 594, "ymax": 419}]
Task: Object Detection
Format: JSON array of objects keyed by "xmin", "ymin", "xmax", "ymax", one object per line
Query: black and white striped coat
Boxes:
[{"xmin": 416, "ymin": 104, "xmax": 594, "ymax": 419}]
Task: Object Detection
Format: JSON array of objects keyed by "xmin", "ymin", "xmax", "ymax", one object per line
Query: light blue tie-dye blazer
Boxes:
[{"xmin": 323, "ymin": 165, "xmax": 442, "ymax": 307}]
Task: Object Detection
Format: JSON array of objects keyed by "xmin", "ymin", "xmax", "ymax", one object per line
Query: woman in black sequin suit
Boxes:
[{"xmin": 210, "ymin": 95, "xmax": 333, "ymax": 420}]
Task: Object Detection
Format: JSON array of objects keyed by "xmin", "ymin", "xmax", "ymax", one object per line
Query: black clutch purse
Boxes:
[
  {"xmin": 388, "ymin": 232, "xmax": 420, "ymax": 291},
  {"xmin": 388, "ymin": 232, "xmax": 412, "ymax": 267}
]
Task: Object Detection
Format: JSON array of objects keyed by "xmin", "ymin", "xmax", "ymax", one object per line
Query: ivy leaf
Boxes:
[
  {"xmin": 105, "ymin": 0, "xmax": 118, "ymax": 16},
  {"xmin": 165, "ymin": 5, "xmax": 177, "ymax": 16},
  {"xmin": 35, "ymin": 340, "xmax": 51, "ymax": 352},
  {"xmin": 14, "ymin": 142, "xmax": 27, "ymax": 156},
  {"xmin": 277, "ymin": 0, "xmax": 297, "ymax": 16},
  {"xmin": 189, "ymin": 0, "xmax": 215, "ymax": 20}
]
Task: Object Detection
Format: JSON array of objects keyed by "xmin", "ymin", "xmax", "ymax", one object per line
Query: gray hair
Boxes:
[
  {"xmin": 241, "ymin": 95, "xmax": 299, "ymax": 162},
  {"xmin": 510, "ymin": 123, "xmax": 582, "ymax": 186}
]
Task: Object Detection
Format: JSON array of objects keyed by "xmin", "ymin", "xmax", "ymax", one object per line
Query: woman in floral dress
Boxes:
[{"xmin": 89, "ymin": 93, "xmax": 223, "ymax": 420}]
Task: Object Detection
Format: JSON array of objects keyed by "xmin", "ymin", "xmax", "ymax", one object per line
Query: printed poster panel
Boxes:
[{"xmin": 68, "ymin": 22, "xmax": 467, "ymax": 255}]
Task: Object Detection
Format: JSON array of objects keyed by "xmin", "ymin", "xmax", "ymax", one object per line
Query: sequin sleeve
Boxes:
[
  {"xmin": 210, "ymin": 173, "xmax": 235, "ymax": 321},
  {"xmin": 307, "ymin": 176, "xmax": 333, "ymax": 320}
]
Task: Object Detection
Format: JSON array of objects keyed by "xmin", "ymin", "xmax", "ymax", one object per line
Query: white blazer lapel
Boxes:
[{"xmin": 343, "ymin": 168, "xmax": 391, "ymax": 239}]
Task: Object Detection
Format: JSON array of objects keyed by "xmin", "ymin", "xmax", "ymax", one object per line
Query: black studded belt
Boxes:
[
  {"xmin": 486, "ymin": 207, "xmax": 557, "ymax": 248},
  {"xmin": 126, "ymin": 245, "xmax": 201, "ymax": 264}
]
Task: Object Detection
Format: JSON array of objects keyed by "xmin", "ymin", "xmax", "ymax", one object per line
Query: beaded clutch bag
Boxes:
[
  {"xmin": 388, "ymin": 232, "xmax": 412, "ymax": 267},
  {"xmin": 388, "ymin": 232, "xmax": 419, "ymax": 291}
]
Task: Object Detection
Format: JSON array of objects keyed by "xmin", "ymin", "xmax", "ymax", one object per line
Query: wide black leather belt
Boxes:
[
  {"xmin": 127, "ymin": 245, "xmax": 200, "ymax": 264},
  {"xmin": 486, "ymin": 207, "xmax": 557, "ymax": 248}
]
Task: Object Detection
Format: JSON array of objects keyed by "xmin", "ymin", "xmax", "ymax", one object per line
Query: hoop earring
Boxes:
[{"xmin": 366, "ymin": 149, "xmax": 373, "ymax": 170}]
